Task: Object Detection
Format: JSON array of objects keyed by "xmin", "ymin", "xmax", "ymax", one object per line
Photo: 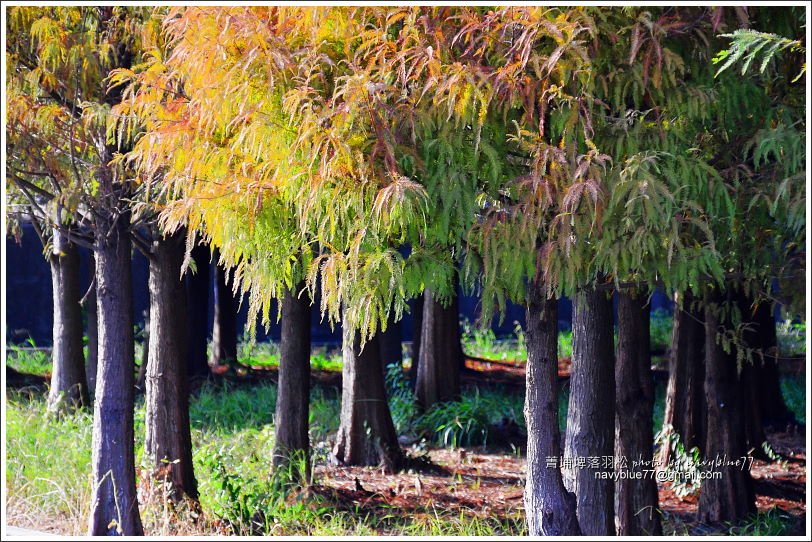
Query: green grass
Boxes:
[
  {"xmin": 726, "ymin": 507, "xmax": 799, "ymax": 536},
  {"xmin": 238, "ymin": 341, "xmax": 343, "ymax": 371},
  {"xmin": 6, "ymin": 339, "xmax": 51, "ymax": 376},
  {"xmin": 4, "ymin": 381, "xmax": 525, "ymax": 535}
]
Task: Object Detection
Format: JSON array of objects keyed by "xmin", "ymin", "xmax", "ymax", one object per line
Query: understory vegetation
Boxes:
[{"xmin": 6, "ymin": 341, "xmax": 805, "ymax": 536}]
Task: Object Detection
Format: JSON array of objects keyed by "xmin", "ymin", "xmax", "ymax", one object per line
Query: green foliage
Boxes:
[
  {"xmin": 654, "ymin": 426, "xmax": 702, "ymax": 498},
  {"xmin": 714, "ymin": 29, "xmax": 805, "ymax": 81},
  {"xmin": 777, "ymin": 320, "xmax": 806, "ymax": 357},
  {"xmin": 384, "ymin": 363, "xmax": 418, "ymax": 434},
  {"xmin": 414, "ymin": 389, "xmax": 525, "ymax": 448},
  {"xmin": 780, "ymin": 375, "xmax": 805, "ymax": 424},
  {"xmin": 649, "ymin": 308, "xmax": 673, "ymax": 353}
]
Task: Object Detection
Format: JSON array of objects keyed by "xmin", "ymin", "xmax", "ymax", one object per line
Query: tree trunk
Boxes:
[
  {"xmin": 144, "ymin": 231, "xmax": 197, "ymax": 501},
  {"xmin": 88, "ymin": 175, "xmax": 143, "ymax": 535},
  {"xmin": 333, "ymin": 311, "xmax": 403, "ymax": 472},
  {"xmin": 697, "ymin": 287, "xmax": 756, "ymax": 523},
  {"xmin": 563, "ymin": 287, "xmax": 615, "ymax": 536},
  {"xmin": 415, "ymin": 288, "xmax": 463, "ymax": 409},
  {"xmin": 737, "ymin": 293, "xmax": 767, "ymax": 452},
  {"xmin": 273, "ymin": 284, "xmax": 312, "ymax": 481},
  {"xmin": 210, "ymin": 253, "xmax": 238, "ymax": 367},
  {"xmin": 47, "ymin": 227, "xmax": 89, "ymax": 412},
  {"xmin": 186, "ymin": 242, "xmax": 211, "ymax": 379},
  {"xmin": 615, "ymin": 290, "xmax": 661, "ymax": 535},
  {"xmin": 524, "ymin": 286, "xmax": 581, "ymax": 536},
  {"xmin": 85, "ymin": 251, "xmax": 99, "ymax": 396},
  {"xmin": 410, "ymin": 292, "xmax": 424, "ymax": 390},
  {"xmin": 659, "ymin": 291, "xmax": 706, "ymax": 467},
  {"xmin": 753, "ymin": 302, "xmax": 792, "ymax": 426}
]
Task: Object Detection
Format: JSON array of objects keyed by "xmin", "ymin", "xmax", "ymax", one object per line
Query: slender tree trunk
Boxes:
[
  {"xmin": 659, "ymin": 291, "xmax": 706, "ymax": 467},
  {"xmin": 615, "ymin": 290, "xmax": 661, "ymax": 535},
  {"xmin": 697, "ymin": 287, "xmax": 756, "ymax": 523},
  {"xmin": 273, "ymin": 284, "xmax": 312, "ymax": 481},
  {"xmin": 410, "ymin": 293, "xmax": 424, "ymax": 390},
  {"xmin": 415, "ymin": 288, "xmax": 463, "ymax": 409},
  {"xmin": 563, "ymin": 287, "xmax": 615, "ymax": 536},
  {"xmin": 47, "ymin": 227, "xmax": 89, "ymax": 412},
  {"xmin": 524, "ymin": 285, "xmax": 581, "ymax": 536},
  {"xmin": 85, "ymin": 251, "xmax": 99, "ymax": 396},
  {"xmin": 210, "ymin": 252, "xmax": 238, "ymax": 367},
  {"xmin": 144, "ymin": 231, "xmax": 197, "ymax": 501},
  {"xmin": 89, "ymin": 171, "xmax": 143, "ymax": 535},
  {"xmin": 333, "ymin": 311, "xmax": 403, "ymax": 471},
  {"xmin": 186, "ymin": 243, "xmax": 211, "ymax": 379},
  {"xmin": 753, "ymin": 302, "xmax": 792, "ymax": 426}
]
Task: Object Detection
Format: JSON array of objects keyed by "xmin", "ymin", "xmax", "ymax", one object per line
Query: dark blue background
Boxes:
[{"xmin": 5, "ymin": 223, "xmax": 674, "ymax": 347}]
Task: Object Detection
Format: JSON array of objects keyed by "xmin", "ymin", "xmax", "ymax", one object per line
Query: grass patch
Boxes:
[{"xmin": 6, "ymin": 339, "xmax": 51, "ymax": 376}]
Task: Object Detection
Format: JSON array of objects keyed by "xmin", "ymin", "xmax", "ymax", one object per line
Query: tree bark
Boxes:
[
  {"xmin": 410, "ymin": 292, "xmax": 424, "ymax": 390},
  {"xmin": 47, "ymin": 227, "xmax": 89, "ymax": 412},
  {"xmin": 563, "ymin": 287, "xmax": 615, "ymax": 536},
  {"xmin": 186, "ymin": 242, "xmax": 211, "ymax": 379},
  {"xmin": 524, "ymin": 285, "xmax": 581, "ymax": 536},
  {"xmin": 659, "ymin": 291, "xmax": 706, "ymax": 467},
  {"xmin": 144, "ymin": 231, "xmax": 197, "ymax": 501},
  {"xmin": 333, "ymin": 311, "xmax": 403, "ymax": 472},
  {"xmin": 753, "ymin": 301, "xmax": 792, "ymax": 426},
  {"xmin": 85, "ymin": 251, "xmax": 99, "ymax": 396},
  {"xmin": 615, "ymin": 290, "xmax": 661, "ymax": 535},
  {"xmin": 88, "ymin": 173, "xmax": 143, "ymax": 535},
  {"xmin": 737, "ymin": 294, "xmax": 767, "ymax": 452},
  {"xmin": 697, "ymin": 287, "xmax": 756, "ymax": 523},
  {"xmin": 210, "ymin": 252, "xmax": 238, "ymax": 367},
  {"xmin": 415, "ymin": 288, "xmax": 463, "ymax": 409},
  {"xmin": 273, "ymin": 284, "xmax": 312, "ymax": 481}
]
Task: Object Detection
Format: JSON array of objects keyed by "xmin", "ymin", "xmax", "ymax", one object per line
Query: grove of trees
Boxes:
[{"xmin": 5, "ymin": 4, "xmax": 806, "ymax": 537}]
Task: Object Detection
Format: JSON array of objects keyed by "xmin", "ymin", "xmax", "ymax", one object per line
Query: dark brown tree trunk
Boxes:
[
  {"xmin": 88, "ymin": 173, "xmax": 143, "ymax": 535},
  {"xmin": 697, "ymin": 287, "xmax": 756, "ymax": 523},
  {"xmin": 410, "ymin": 293, "xmax": 424, "ymax": 390},
  {"xmin": 273, "ymin": 284, "xmax": 312, "ymax": 481},
  {"xmin": 186, "ymin": 242, "xmax": 211, "ymax": 379},
  {"xmin": 659, "ymin": 291, "xmax": 706, "ymax": 467},
  {"xmin": 563, "ymin": 287, "xmax": 615, "ymax": 536},
  {"xmin": 210, "ymin": 252, "xmax": 238, "ymax": 367},
  {"xmin": 737, "ymin": 294, "xmax": 767, "ymax": 452},
  {"xmin": 524, "ymin": 285, "xmax": 581, "ymax": 536},
  {"xmin": 144, "ymin": 231, "xmax": 197, "ymax": 501},
  {"xmin": 85, "ymin": 251, "xmax": 99, "ymax": 396},
  {"xmin": 753, "ymin": 302, "xmax": 792, "ymax": 426},
  {"xmin": 615, "ymin": 290, "xmax": 661, "ymax": 535},
  {"xmin": 333, "ymin": 311, "xmax": 403, "ymax": 472},
  {"xmin": 415, "ymin": 288, "xmax": 463, "ymax": 409},
  {"xmin": 47, "ymin": 227, "xmax": 89, "ymax": 412}
]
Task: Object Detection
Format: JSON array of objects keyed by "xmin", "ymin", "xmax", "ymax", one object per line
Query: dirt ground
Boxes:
[{"xmin": 311, "ymin": 426, "xmax": 807, "ymax": 535}]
